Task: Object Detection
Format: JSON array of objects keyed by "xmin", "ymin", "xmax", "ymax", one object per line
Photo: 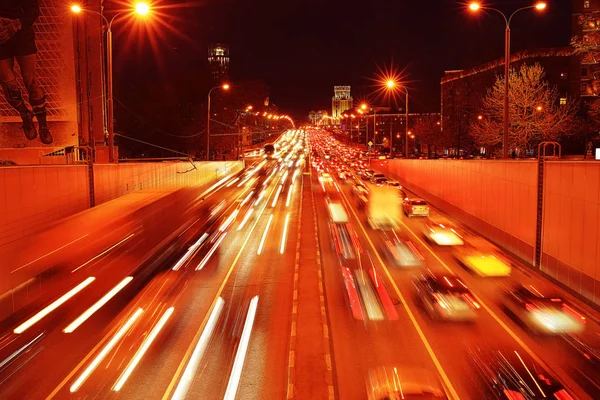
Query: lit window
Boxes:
[
  {"xmin": 582, "ymin": 83, "xmax": 588, "ymax": 92},
  {"xmin": 560, "ymin": 98, "xmax": 567, "ymax": 105},
  {"xmin": 585, "ymin": 1, "xmax": 590, "ymax": 9},
  {"xmin": 560, "ymin": 72, "xmax": 568, "ymax": 79}
]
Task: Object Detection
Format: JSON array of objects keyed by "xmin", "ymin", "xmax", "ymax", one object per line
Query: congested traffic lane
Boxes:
[
  {"xmin": 310, "ymin": 170, "xmax": 458, "ymax": 399},
  {"xmin": 317, "ymin": 134, "xmax": 600, "ymax": 399}
]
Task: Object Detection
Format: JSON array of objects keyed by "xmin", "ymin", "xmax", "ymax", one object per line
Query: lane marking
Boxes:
[
  {"xmin": 161, "ymin": 173, "xmax": 283, "ymax": 400},
  {"xmin": 394, "ymin": 206, "xmax": 582, "ymax": 393},
  {"xmin": 335, "ymin": 182, "xmax": 460, "ymax": 400}
]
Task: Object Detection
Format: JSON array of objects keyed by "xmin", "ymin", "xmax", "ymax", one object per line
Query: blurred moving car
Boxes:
[
  {"xmin": 362, "ymin": 169, "xmax": 376, "ymax": 180},
  {"xmin": 422, "ymin": 221, "xmax": 464, "ymax": 246},
  {"xmin": 373, "ymin": 177, "xmax": 388, "ymax": 186},
  {"xmin": 380, "ymin": 232, "xmax": 424, "ymax": 267},
  {"xmin": 386, "ymin": 180, "xmax": 401, "ymax": 189},
  {"xmin": 402, "ymin": 198, "xmax": 430, "ymax": 217},
  {"xmin": 455, "ymin": 242, "xmax": 511, "ymax": 277},
  {"xmin": 370, "ymin": 173, "xmax": 386, "ymax": 183},
  {"xmin": 366, "ymin": 366, "xmax": 448, "ymax": 400},
  {"xmin": 502, "ymin": 285, "xmax": 586, "ymax": 335},
  {"xmin": 413, "ymin": 272, "xmax": 480, "ymax": 321},
  {"xmin": 468, "ymin": 345, "xmax": 575, "ymax": 399}
]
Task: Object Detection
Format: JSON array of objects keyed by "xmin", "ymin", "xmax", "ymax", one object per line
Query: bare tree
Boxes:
[
  {"xmin": 413, "ymin": 115, "xmax": 446, "ymax": 157},
  {"xmin": 471, "ymin": 63, "xmax": 577, "ymax": 154}
]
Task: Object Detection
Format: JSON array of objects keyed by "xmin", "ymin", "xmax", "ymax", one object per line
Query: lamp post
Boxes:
[
  {"xmin": 206, "ymin": 83, "xmax": 230, "ymax": 161},
  {"xmin": 469, "ymin": 2, "xmax": 547, "ymax": 159},
  {"xmin": 71, "ymin": 3, "xmax": 150, "ymax": 163}
]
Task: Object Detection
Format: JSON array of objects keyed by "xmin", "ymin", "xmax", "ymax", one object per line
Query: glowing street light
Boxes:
[
  {"xmin": 386, "ymin": 79, "xmax": 396, "ymax": 89},
  {"xmin": 71, "ymin": 2, "xmax": 151, "ymax": 163},
  {"xmin": 360, "ymin": 103, "xmax": 368, "ymax": 110},
  {"xmin": 468, "ymin": 1, "xmax": 547, "ymax": 159}
]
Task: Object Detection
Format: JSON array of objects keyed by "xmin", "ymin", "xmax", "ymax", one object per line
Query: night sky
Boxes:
[{"xmin": 114, "ymin": 0, "xmax": 572, "ymax": 122}]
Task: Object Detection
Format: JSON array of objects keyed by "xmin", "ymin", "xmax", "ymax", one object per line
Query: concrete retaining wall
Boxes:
[
  {"xmin": 383, "ymin": 159, "xmax": 600, "ymax": 306},
  {"xmin": 0, "ymin": 161, "xmax": 242, "ymax": 247},
  {"xmin": 542, "ymin": 162, "xmax": 600, "ymax": 304}
]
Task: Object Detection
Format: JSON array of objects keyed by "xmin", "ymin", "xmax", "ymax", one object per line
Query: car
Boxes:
[
  {"xmin": 380, "ymin": 232, "xmax": 424, "ymax": 267},
  {"xmin": 373, "ymin": 177, "xmax": 388, "ymax": 186},
  {"xmin": 385, "ymin": 180, "xmax": 401, "ymax": 189},
  {"xmin": 468, "ymin": 345, "xmax": 575, "ymax": 399},
  {"xmin": 366, "ymin": 366, "xmax": 448, "ymax": 400},
  {"xmin": 402, "ymin": 198, "xmax": 430, "ymax": 217},
  {"xmin": 502, "ymin": 285, "xmax": 586, "ymax": 335},
  {"xmin": 318, "ymin": 171, "xmax": 333, "ymax": 183},
  {"xmin": 455, "ymin": 238, "xmax": 511, "ymax": 277},
  {"xmin": 352, "ymin": 183, "xmax": 369, "ymax": 197},
  {"xmin": 413, "ymin": 272, "xmax": 480, "ymax": 321},
  {"xmin": 370, "ymin": 173, "xmax": 385, "ymax": 183},
  {"xmin": 422, "ymin": 221, "xmax": 464, "ymax": 246},
  {"xmin": 362, "ymin": 169, "xmax": 375, "ymax": 180}
]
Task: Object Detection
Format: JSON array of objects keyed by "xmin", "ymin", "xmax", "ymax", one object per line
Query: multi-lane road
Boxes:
[{"xmin": 0, "ymin": 128, "xmax": 599, "ymax": 399}]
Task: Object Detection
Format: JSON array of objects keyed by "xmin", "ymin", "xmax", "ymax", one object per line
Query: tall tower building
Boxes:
[
  {"xmin": 572, "ymin": 0, "xmax": 600, "ymax": 101},
  {"xmin": 332, "ymin": 86, "xmax": 353, "ymax": 125},
  {"xmin": 208, "ymin": 43, "xmax": 230, "ymax": 84}
]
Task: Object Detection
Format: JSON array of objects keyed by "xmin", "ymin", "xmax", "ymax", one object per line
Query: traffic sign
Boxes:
[{"xmin": 368, "ymin": 141, "xmax": 373, "ymax": 146}]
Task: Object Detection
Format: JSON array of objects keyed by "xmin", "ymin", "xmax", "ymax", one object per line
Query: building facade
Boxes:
[
  {"xmin": 572, "ymin": 0, "xmax": 600, "ymax": 102},
  {"xmin": 440, "ymin": 48, "xmax": 575, "ymax": 155},
  {"xmin": 331, "ymin": 86, "xmax": 353, "ymax": 125},
  {"xmin": 208, "ymin": 43, "xmax": 230, "ymax": 84},
  {"xmin": 308, "ymin": 110, "xmax": 328, "ymax": 125}
]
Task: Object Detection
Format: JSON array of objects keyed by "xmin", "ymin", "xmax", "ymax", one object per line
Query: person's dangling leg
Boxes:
[
  {"xmin": 0, "ymin": 57, "xmax": 36, "ymax": 140},
  {"xmin": 18, "ymin": 54, "xmax": 52, "ymax": 144}
]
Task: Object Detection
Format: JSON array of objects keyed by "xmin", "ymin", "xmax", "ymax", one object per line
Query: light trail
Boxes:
[
  {"xmin": 226, "ymin": 177, "xmax": 240, "ymax": 187},
  {"xmin": 219, "ymin": 209, "xmax": 240, "ymax": 232},
  {"xmin": 172, "ymin": 233, "xmax": 209, "ymax": 271},
  {"xmin": 113, "ymin": 307, "xmax": 174, "ymax": 391},
  {"xmin": 271, "ymin": 185, "xmax": 283, "ymax": 207},
  {"xmin": 199, "ymin": 174, "xmax": 233, "ymax": 198},
  {"xmin": 71, "ymin": 234, "xmax": 135, "ymax": 273},
  {"xmin": 64, "ymin": 277, "xmax": 134, "ymax": 333},
  {"xmin": 280, "ymin": 214, "xmax": 290, "ymax": 254},
  {"xmin": 285, "ymin": 184, "xmax": 294, "ymax": 207},
  {"xmin": 11, "ymin": 234, "xmax": 88, "ymax": 273},
  {"xmin": 254, "ymin": 189, "xmax": 266, "ymax": 206},
  {"xmin": 171, "ymin": 298, "xmax": 225, "ymax": 400},
  {"xmin": 240, "ymin": 191, "xmax": 254, "ymax": 207},
  {"xmin": 14, "ymin": 277, "xmax": 95, "ymax": 334},
  {"xmin": 196, "ymin": 232, "xmax": 228, "ymax": 270},
  {"xmin": 69, "ymin": 308, "xmax": 143, "ymax": 392},
  {"xmin": 223, "ymin": 296, "xmax": 259, "ymax": 400},
  {"xmin": 0, "ymin": 332, "xmax": 44, "ymax": 371},
  {"xmin": 257, "ymin": 215, "xmax": 273, "ymax": 255},
  {"xmin": 237, "ymin": 208, "xmax": 255, "ymax": 231}
]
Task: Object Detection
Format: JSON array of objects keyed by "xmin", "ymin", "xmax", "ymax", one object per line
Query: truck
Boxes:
[{"xmin": 367, "ymin": 186, "xmax": 400, "ymax": 230}]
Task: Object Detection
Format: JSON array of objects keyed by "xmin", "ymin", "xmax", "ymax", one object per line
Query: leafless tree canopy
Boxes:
[{"xmin": 471, "ymin": 63, "xmax": 578, "ymax": 152}]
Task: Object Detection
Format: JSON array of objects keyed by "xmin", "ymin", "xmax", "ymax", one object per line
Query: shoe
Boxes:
[
  {"xmin": 22, "ymin": 112, "xmax": 37, "ymax": 140},
  {"xmin": 39, "ymin": 126, "xmax": 53, "ymax": 145}
]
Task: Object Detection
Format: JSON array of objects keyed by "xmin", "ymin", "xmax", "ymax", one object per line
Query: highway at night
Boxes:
[{"xmin": 1, "ymin": 129, "xmax": 599, "ymax": 400}]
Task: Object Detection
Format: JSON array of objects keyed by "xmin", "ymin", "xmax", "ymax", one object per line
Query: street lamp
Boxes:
[
  {"xmin": 71, "ymin": 2, "xmax": 151, "ymax": 163},
  {"xmin": 469, "ymin": 1, "xmax": 547, "ymax": 159},
  {"xmin": 207, "ymin": 83, "xmax": 230, "ymax": 160}
]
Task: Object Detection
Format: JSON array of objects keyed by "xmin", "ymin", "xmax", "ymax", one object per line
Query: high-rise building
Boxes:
[
  {"xmin": 332, "ymin": 86, "xmax": 353, "ymax": 125},
  {"xmin": 208, "ymin": 43, "xmax": 230, "ymax": 84}
]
